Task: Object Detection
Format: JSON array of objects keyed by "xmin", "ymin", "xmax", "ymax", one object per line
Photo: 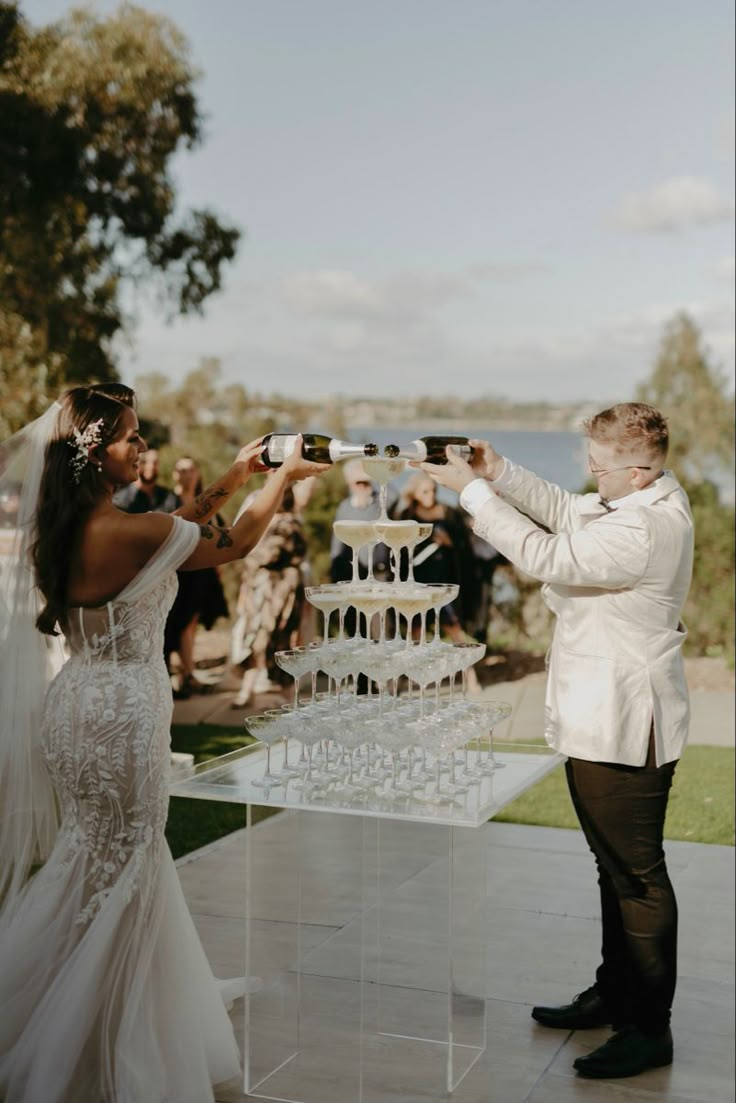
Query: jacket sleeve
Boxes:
[
  {"xmin": 492, "ymin": 459, "xmax": 592, "ymax": 534},
  {"xmin": 471, "ymin": 492, "xmax": 650, "ymax": 589}
]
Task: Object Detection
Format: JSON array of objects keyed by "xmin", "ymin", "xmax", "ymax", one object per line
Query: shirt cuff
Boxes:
[
  {"xmin": 460, "ymin": 478, "xmax": 495, "ymax": 517},
  {"xmin": 488, "ymin": 456, "xmax": 514, "ymax": 489}
]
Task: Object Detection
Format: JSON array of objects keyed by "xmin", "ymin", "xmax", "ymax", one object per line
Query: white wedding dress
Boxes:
[{"xmin": 0, "ymin": 517, "xmax": 241, "ymax": 1103}]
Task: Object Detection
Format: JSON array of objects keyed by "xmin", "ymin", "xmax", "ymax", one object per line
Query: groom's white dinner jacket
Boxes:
[{"xmin": 460, "ymin": 460, "xmax": 694, "ymax": 767}]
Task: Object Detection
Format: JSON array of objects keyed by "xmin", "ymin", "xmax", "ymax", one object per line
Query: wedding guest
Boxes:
[
  {"xmin": 396, "ymin": 471, "xmax": 471, "ymax": 645},
  {"xmin": 164, "ymin": 457, "xmax": 229, "ymax": 698},
  {"xmin": 462, "ymin": 522, "xmax": 506, "ymax": 644},
  {"xmin": 229, "ymin": 482, "xmax": 310, "ymax": 707},
  {"xmin": 420, "ymin": 403, "xmax": 693, "ymax": 1081},
  {"xmin": 0, "ymin": 386, "xmax": 328, "ymax": 1102},
  {"xmin": 112, "ymin": 447, "xmax": 179, "ymax": 514}
]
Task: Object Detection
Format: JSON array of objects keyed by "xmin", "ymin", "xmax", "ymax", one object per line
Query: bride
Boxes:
[{"xmin": 0, "ymin": 384, "xmax": 328, "ymax": 1103}]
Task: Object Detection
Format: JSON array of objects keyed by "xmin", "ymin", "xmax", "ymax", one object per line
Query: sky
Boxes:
[{"xmin": 25, "ymin": 0, "xmax": 736, "ymax": 404}]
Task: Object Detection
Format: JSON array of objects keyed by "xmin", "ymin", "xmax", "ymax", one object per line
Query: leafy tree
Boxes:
[
  {"xmin": 636, "ymin": 312, "xmax": 735, "ymax": 487},
  {"xmin": 681, "ymin": 479, "xmax": 735, "ymax": 664},
  {"xmin": 0, "ymin": 1, "xmax": 239, "ymax": 435},
  {"xmin": 632, "ymin": 312, "xmax": 735, "ymax": 662}
]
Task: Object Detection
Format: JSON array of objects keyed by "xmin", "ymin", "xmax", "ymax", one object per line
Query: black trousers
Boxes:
[{"xmin": 565, "ymin": 734, "xmax": 678, "ymax": 1035}]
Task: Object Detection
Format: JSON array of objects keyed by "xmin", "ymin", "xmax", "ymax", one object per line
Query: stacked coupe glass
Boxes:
[{"xmin": 245, "ymin": 457, "xmax": 512, "ymax": 805}]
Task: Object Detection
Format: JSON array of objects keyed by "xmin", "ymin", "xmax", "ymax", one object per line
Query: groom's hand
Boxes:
[
  {"xmin": 468, "ymin": 439, "xmax": 504, "ymax": 481},
  {"xmin": 415, "ymin": 447, "xmax": 476, "ymax": 494}
]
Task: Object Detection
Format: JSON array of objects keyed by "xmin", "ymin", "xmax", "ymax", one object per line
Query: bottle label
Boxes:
[
  {"xmin": 266, "ymin": 435, "xmax": 297, "ymax": 464},
  {"xmin": 410, "ymin": 440, "xmax": 428, "ymax": 461},
  {"xmin": 448, "ymin": 444, "xmax": 472, "ymax": 460}
]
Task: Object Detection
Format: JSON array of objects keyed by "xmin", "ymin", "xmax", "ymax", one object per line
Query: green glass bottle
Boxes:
[{"xmin": 260, "ymin": 433, "xmax": 378, "ymax": 468}]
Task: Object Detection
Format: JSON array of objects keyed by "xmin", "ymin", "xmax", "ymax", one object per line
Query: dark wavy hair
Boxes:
[{"xmin": 32, "ymin": 384, "xmax": 137, "ymax": 635}]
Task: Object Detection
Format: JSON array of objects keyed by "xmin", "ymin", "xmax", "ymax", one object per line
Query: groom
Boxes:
[{"xmin": 418, "ymin": 403, "xmax": 693, "ymax": 1080}]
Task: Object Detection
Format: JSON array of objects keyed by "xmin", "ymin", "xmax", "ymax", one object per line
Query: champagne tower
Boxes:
[{"xmin": 244, "ymin": 452, "xmax": 512, "ymax": 805}]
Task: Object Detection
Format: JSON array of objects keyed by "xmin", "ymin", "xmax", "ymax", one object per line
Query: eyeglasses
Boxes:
[{"xmin": 588, "ymin": 458, "xmax": 652, "ymax": 477}]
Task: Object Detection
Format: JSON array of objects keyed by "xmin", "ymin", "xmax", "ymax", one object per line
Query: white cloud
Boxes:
[
  {"xmin": 278, "ymin": 267, "xmax": 473, "ymax": 326},
  {"xmin": 279, "ymin": 270, "xmax": 382, "ymax": 318},
  {"xmin": 116, "ymin": 263, "xmax": 733, "ymax": 405},
  {"xmin": 612, "ymin": 176, "xmax": 735, "ymax": 233}
]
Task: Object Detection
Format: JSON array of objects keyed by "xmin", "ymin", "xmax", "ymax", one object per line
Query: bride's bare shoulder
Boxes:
[{"xmin": 90, "ymin": 509, "xmax": 176, "ymax": 561}]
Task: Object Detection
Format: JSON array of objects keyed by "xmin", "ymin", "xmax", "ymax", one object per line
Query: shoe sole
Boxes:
[
  {"xmin": 575, "ymin": 1052, "xmax": 673, "ymax": 1079},
  {"xmin": 532, "ymin": 1013, "xmax": 611, "ymax": 1030}
]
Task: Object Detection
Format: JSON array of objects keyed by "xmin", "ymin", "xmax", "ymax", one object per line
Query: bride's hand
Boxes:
[
  {"xmin": 280, "ymin": 436, "xmax": 330, "ymax": 483},
  {"xmin": 233, "ymin": 437, "xmax": 268, "ymax": 479}
]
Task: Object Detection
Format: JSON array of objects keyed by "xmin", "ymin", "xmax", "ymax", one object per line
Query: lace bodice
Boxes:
[
  {"xmin": 64, "ymin": 573, "xmax": 178, "ymax": 666},
  {"xmin": 62, "ymin": 516, "xmax": 201, "ymax": 666}
]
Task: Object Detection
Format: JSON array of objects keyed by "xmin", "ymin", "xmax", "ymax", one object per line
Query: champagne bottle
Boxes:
[
  {"xmin": 384, "ymin": 436, "xmax": 474, "ymax": 465},
  {"xmin": 260, "ymin": 433, "xmax": 379, "ymax": 468}
]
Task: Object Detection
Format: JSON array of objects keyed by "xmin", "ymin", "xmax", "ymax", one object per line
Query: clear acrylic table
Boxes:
[{"xmin": 171, "ymin": 741, "xmax": 564, "ymax": 1101}]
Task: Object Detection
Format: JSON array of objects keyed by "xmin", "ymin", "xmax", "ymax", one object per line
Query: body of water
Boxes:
[{"xmin": 351, "ymin": 426, "xmax": 588, "ymax": 503}]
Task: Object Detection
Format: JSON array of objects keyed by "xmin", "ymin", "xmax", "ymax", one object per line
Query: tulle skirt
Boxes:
[{"xmin": 0, "ymin": 829, "xmax": 240, "ymax": 1103}]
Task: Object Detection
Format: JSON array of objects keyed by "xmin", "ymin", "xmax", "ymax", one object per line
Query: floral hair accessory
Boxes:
[{"xmin": 67, "ymin": 418, "xmax": 105, "ymax": 483}]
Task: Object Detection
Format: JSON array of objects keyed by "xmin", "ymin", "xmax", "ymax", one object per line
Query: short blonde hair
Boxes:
[{"xmin": 583, "ymin": 403, "xmax": 668, "ymax": 459}]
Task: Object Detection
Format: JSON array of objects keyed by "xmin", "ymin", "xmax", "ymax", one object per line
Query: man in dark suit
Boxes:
[{"xmin": 113, "ymin": 449, "xmax": 179, "ymax": 514}]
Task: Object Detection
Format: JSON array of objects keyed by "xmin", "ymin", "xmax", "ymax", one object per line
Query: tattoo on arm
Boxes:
[
  {"xmin": 199, "ymin": 522, "xmax": 234, "ymax": 548},
  {"xmin": 214, "ymin": 525, "xmax": 234, "ymax": 548},
  {"xmin": 193, "ymin": 486, "xmax": 229, "ymax": 520}
]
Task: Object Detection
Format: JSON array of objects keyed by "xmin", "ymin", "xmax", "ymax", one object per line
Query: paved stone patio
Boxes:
[{"xmin": 177, "ymin": 820, "xmax": 735, "ymax": 1103}]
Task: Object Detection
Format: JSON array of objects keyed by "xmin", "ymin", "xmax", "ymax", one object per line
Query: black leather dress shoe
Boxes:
[
  {"xmin": 574, "ymin": 1025, "xmax": 673, "ymax": 1079},
  {"xmin": 531, "ymin": 985, "xmax": 612, "ymax": 1030}
]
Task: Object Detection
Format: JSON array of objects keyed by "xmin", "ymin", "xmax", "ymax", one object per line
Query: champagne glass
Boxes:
[
  {"xmin": 391, "ymin": 587, "xmax": 436, "ymax": 646},
  {"xmin": 427, "ymin": 582, "xmax": 459, "ymax": 645},
  {"xmin": 333, "ymin": 520, "xmax": 379, "ymax": 583},
  {"xmin": 374, "ymin": 520, "xmax": 420, "ymax": 580},
  {"xmin": 359, "ymin": 646, "xmax": 405, "ymax": 715},
  {"xmin": 275, "ymin": 647, "xmax": 314, "ymax": 708},
  {"xmin": 351, "ymin": 588, "xmax": 391, "ymax": 642},
  {"xmin": 404, "ymin": 644, "xmax": 450, "ymax": 717},
  {"xmin": 290, "ymin": 722, "xmax": 326, "ymax": 795},
  {"xmin": 364, "ymin": 717, "xmax": 414, "ymax": 803},
  {"xmin": 406, "ymin": 521, "xmax": 433, "ymax": 582},
  {"xmin": 274, "ymin": 647, "xmax": 323, "ymax": 776},
  {"xmin": 416, "ymin": 719, "xmax": 469, "ymax": 805},
  {"xmin": 245, "ymin": 713, "xmax": 286, "ymax": 790},
  {"xmin": 305, "ymin": 586, "xmax": 341, "ymax": 640},
  {"xmin": 319, "ymin": 643, "xmax": 363, "ymax": 707},
  {"xmin": 329, "ymin": 707, "xmax": 369, "ymax": 798},
  {"xmin": 464, "ymin": 701, "xmax": 513, "ymax": 777},
  {"xmin": 451, "ymin": 641, "xmax": 486, "ymax": 694},
  {"xmin": 362, "ymin": 456, "xmax": 405, "ymax": 522},
  {"xmin": 473, "ymin": 701, "xmax": 512, "ymax": 773}
]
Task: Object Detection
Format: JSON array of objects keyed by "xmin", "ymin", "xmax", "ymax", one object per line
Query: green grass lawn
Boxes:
[
  {"xmin": 166, "ymin": 726, "xmax": 735, "ymax": 859},
  {"xmin": 167, "ymin": 724, "xmax": 260, "ymax": 860},
  {"xmin": 494, "ymin": 744, "xmax": 735, "ymax": 846}
]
